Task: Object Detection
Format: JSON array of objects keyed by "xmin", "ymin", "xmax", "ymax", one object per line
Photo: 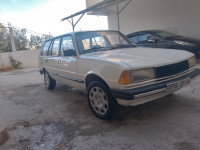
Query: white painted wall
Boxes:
[
  {"xmin": 86, "ymin": 0, "xmax": 200, "ymax": 39},
  {"xmin": 86, "ymin": 0, "xmax": 103, "ymax": 8},
  {"xmin": 107, "ymin": 0, "xmax": 200, "ymax": 38},
  {"xmin": 0, "ymin": 50, "xmax": 40, "ymax": 68}
]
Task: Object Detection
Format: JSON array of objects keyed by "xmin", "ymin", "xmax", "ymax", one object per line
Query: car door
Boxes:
[
  {"xmin": 153, "ymin": 35, "xmax": 170, "ymax": 48},
  {"xmin": 56, "ymin": 35, "xmax": 78, "ymax": 87},
  {"xmin": 39, "ymin": 40, "xmax": 51, "ymax": 69},
  {"xmin": 45, "ymin": 37, "xmax": 61, "ymax": 80}
]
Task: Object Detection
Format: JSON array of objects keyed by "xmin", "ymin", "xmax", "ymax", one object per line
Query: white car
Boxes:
[{"xmin": 39, "ymin": 30, "xmax": 200, "ymax": 120}]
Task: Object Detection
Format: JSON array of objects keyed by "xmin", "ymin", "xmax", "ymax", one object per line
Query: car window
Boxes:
[
  {"xmin": 139, "ymin": 33, "xmax": 152, "ymax": 42},
  {"xmin": 129, "ymin": 35, "xmax": 139, "ymax": 43},
  {"xmin": 156, "ymin": 31, "xmax": 177, "ymax": 38},
  {"xmin": 92, "ymin": 36, "xmax": 107, "ymax": 47},
  {"xmin": 42, "ymin": 41, "xmax": 51, "ymax": 56},
  {"xmin": 81, "ymin": 36, "xmax": 108, "ymax": 52},
  {"xmin": 76, "ymin": 31, "xmax": 133, "ymax": 54},
  {"xmin": 51, "ymin": 37, "xmax": 61, "ymax": 56},
  {"xmin": 61, "ymin": 36, "xmax": 75, "ymax": 55},
  {"xmin": 82, "ymin": 39, "xmax": 90, "ymax": 50}
]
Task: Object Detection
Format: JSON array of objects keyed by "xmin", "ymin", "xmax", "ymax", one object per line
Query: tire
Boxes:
[
  {"xmin": 87, "ymin": 81, "xmax": 117, "ymax": 120},
  {"xmin": 44, "ymin": 70, "xmax": 56, "ymax": 90}
]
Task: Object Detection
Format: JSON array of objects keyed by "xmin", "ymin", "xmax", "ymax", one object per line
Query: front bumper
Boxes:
[{"xmin": 111, "ymin": 69, "xmax": 200, "ymax": 106}]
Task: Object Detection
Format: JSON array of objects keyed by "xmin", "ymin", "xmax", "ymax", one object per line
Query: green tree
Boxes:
[
  {"xmin": 13, "ymin": 28, "xmax": 28, "ymax": 50},
  {"xmin": 29, "ymin": 35, "xmax": 42, "ymax": 49},
  {"xmin": 0, "ymin": 23, "xmax": 52, "ymax": 52},
  {"xmin": 29, "ymin": 34, "xmax": 53, "ymax": 49},
  {"xmin": 0, "ymin": 23, "xmax": 12, "ymax": 52}
]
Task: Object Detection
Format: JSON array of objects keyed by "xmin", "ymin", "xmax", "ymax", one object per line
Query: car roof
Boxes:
[
  {"xmin": 127, "ymin": 30, "xmax": 164, "ymax": 37},
  {"xmin": 45, "ymin": 30, "xmax": 120, "ymax": 42}
]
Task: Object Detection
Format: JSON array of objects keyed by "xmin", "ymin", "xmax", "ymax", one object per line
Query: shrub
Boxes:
[{"xmin": 9, "ymin": 56, "xmax": 22, "ymax": 68}]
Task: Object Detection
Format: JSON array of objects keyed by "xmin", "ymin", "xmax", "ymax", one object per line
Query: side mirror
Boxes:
[
  {"xmin": 63, "ymin": 49, "xmax": 76, "ymax": 56},
  {"xmin": 148, "ymin": 39, "xmax": 156, "ymax": 43},
  {"xmin": 148, "ymin": 36, "xmax": 159, "ymax": 43}
]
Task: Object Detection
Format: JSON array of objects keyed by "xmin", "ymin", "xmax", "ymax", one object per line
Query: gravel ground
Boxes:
[{"xmin": 0, "ymin": 67, "xmax": 200, "ymax": 150}]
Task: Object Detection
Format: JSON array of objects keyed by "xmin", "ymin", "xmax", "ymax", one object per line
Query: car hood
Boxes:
[
  {"xmin": 167, "ymin": 36, "xmax": 200, "ymax": 44},
  {"xmin": 83, "ymin": 47, "xmax": 194, "ymax": 69}
]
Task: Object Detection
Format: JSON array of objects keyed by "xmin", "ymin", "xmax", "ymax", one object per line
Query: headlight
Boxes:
[
  {"xmin": 132, "ymin": 68, "xmax": 155, "ymax": 83},
  {"xmin": 188, "ymin": 56, "xmax": 197, "ymax": 68},
  {"xmin": 174, "ymin": 41, "xmax": 196, "ymax": 47},
  {"xmin": 118, "ymin": 68, "xmax": 155, "ymax": 85}
]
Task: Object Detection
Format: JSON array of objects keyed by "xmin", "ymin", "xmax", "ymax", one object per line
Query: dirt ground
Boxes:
[{"xmin": 0, "ymin": 68, "xmax": 200, "ymax": 150}]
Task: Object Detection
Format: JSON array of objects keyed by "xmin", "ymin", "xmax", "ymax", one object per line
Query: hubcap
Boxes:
[
  {"xmin": 89, "ymin": 87, "xmax": 108, "ymax": 115},
  {"xmin": 44, "ymin": 73, "xmax": 50, "ymax": 87}
]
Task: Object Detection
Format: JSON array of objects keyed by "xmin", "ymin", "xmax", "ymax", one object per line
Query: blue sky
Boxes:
[
  {"xmin": 0, "ymin": 0, "xmax": 48, "ymax": 12},
  {"xmin": 0, "ymin": 0, "xmax": 108, "ymax": 35}
]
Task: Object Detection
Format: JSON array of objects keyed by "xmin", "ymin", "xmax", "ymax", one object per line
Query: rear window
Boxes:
[{"xmin": 42, "ymin": 41, "xmax": 51, "ymax": 56}]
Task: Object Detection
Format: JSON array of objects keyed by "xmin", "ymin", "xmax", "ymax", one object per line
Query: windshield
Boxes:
[
  {"xmin": 156, "ymin": 31, "xmax": 178, "ymax": 38},
  {"xmin": 75, "ymin": 31, "xmax": 134, "ymax": 54}
]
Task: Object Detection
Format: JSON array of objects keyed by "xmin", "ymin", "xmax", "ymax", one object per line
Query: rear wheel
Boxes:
[
  {"xmin": 44, "ymin": 70, "xmax": 56, "ymax": 90},
  {"xmin": 87, "ymin": 81, "xmax": 117, "ymax": 120}
]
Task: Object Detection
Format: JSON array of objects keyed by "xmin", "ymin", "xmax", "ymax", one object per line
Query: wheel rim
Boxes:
[
  {"xmin": 44, "ymin": 72, "xmax": 50, "ymax": 87},
  {"xmin": 89, "ymin": 87, "xmax": 108, "ymax": 115}
]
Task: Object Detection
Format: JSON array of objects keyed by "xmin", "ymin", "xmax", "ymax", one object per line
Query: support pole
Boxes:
[
  {"xmin": 8, "ymin": 27, "xmax": 16, "ymax": 52},
  {"xmin": 117, "ymin": 1, "xmax": 120, "ymax": 31},
  {"xmin": 106, "ymin": 0, "xmax": 132, "ymax": 32},
  {"xmin": 66, "ymin": 13, "xmax": 85, "ymax": 32},
  {"xmin": 71, "ymin": 17, "xmax": 74, "ymax": 32}
]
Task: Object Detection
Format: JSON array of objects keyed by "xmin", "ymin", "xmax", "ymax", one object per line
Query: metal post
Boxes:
[
  {"xmin": 8, "ymin": 27, "xmax": 16, "ymax": 52},
  {"xmin": 71, "ymin": 17, "xmax": 74, "ymax": 32},
  {"xmin": 117, "ymin": 1, "xmax": 120, "ymax": 31},
  {"xmin": 105, "ymin": 0, "xmax": 132, "ymax": 31},
  {"xmin": 67, "ymin": 13, "xmax": 85, "ymax": 32}
]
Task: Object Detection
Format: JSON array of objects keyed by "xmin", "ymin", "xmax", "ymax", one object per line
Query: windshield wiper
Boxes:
[
  {"xmin": 86, "ymin": 46, "xmax": 111, "ymax": 52},
  {"xmin": 111, "ymin": 45, "xmax": 133, "ymax": 49}
]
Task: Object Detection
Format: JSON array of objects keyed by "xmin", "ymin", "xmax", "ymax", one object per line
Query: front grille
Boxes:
[{"xmin": 154, "ymin": 60, "xmax": 189, "ymax": 78}]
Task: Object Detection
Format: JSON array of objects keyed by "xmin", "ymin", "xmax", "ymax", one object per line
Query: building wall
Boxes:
[
  {"xmin": 85, "ymin": 0, "xmax": 200, "ymax": 38},
  {"xmin": 0, "ymin": 50, "xmax": 40, "ymax": 68},
  {"xmin": 86, "ymin": 0, "xmax": 104, "ymax": 8},
  {"xmin": 107, "ymin": 0, "xmax": 200, "ymax": 38}
]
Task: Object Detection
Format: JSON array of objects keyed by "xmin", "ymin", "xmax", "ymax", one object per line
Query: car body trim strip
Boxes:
[{"xmin": 49, "ymin": 72, "xmax": 84, "ymax": 84}]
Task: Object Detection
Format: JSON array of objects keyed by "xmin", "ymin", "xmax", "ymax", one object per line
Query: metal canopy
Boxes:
[{"xmin": 61, "ymin": 0, "xmax": 131, "ymax": 32}]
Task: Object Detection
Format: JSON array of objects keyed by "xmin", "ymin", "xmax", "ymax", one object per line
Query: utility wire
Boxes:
[{"xmin": 0, "ymin": 22, "xmax": 51, "ymax": 36}]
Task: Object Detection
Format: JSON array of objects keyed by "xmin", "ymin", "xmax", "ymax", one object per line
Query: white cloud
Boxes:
[{"xmin": 0, "ymin": 0, "xmax": 108, "ymax": 36}]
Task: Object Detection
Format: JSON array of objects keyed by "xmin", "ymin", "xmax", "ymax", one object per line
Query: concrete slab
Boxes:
[
  {"xmin": 0, "ymin": 67, "xmax": 200, "ymax": 150},
  {"xmin": 0, "ymin": 127, "xmax": 8, "ymax": 146}
]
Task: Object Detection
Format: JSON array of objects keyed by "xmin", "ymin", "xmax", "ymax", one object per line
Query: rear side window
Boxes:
[
  {"xmin": 51, "ymin": 38, "xmax": 61, "ymax": 56},
  {"xmin": 42, "ymin": 41, "xmax": 51, "ymax": 56}
]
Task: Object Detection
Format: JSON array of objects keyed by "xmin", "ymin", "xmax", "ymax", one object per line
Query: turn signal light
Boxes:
[{"xmin": 118, "ymin": 71, "xmax": 131, "ymax": 85}]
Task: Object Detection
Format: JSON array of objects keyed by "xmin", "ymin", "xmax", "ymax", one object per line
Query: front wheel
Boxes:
[
  {"xmin": 44, "ymin": 70, "xmax": 56, "ymax": 90},
  {"xmin": 87, "ymin": 81, "xmax": 117, "ymax": 120}
]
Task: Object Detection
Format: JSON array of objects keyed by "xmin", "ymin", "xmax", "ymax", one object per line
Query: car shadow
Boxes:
[
  {"xmin": 55, "ymin": 83, "xmax": 183, "ymax": 123},
  {"xmin": 43, "ymin": 83, "xmax": 197, "ymax": 137}
]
